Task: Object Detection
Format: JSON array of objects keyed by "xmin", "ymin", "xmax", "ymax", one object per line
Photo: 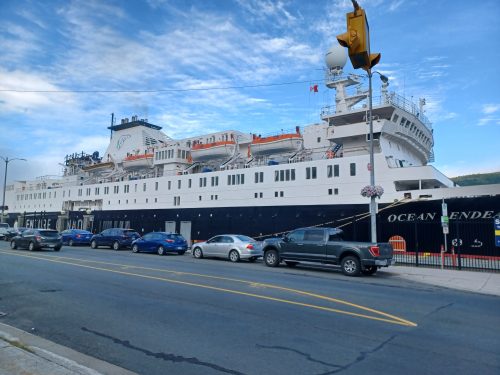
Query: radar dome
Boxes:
[{"xmin": 325, "ymin": 44, "xmax": 347, "ymax": 69}]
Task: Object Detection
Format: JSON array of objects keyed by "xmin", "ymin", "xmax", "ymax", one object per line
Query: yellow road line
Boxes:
[{"xmin": 0, "ymin": 250, "xmax": 417, "ymax": 327}]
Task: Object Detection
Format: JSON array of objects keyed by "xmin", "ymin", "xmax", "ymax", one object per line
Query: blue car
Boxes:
[
  {"xmin": 131, "ymin": 232, "xmax": 188, "ymax": 255},
  {"xmin": 61, "ymin": 229, "xmax": 93, "ymax": 246}
]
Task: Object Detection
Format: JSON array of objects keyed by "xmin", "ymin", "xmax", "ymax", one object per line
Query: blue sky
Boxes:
[{"xmin": 1, "ymin": 0, "xmax": 499, "ymax": 189}]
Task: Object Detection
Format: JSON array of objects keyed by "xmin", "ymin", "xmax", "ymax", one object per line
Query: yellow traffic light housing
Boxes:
[{"xmin": 336, "ymin": 2, "xmax": 380, "ymax": 71}]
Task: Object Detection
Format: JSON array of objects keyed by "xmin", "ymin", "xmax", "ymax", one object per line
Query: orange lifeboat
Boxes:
[
  {"xmin": 249, "ymin": 128, "xmax": 303, "ymax": 156},
  {"xmin": 190, "ymin": 141, "xmax": 236, "ymax": 162},
  {"xmin": 122, "ymin": 153, "xmax": 154, "ymax": 169}
]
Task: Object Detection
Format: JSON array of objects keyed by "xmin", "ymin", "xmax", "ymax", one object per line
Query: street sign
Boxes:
[
  {"xmin": 495, "ymin": 215, "xmax": 500, "ymax": 247},
  {"xmin": 442, "ymin": 202, "xmax": 448, "ymax": 217}
]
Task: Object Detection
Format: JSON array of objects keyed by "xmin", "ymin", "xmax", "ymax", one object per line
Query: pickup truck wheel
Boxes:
[
  {"xmin": 285, "ymin": 261, "xmax": 298, "ymax": 268},
  {"xmin": 264, "ymin": 249, "xmax": 279, "ymax": 267},
  {"xmin": 362, "ymin": 266, "xmax": 378, "ymax": 275},
  {"xmin": 90, "ymin": 240, "xmax": 98, "ymax": 249},
  {"xmin": 341, "ymin": 256, "xmax": 361, "ymax": 276}
]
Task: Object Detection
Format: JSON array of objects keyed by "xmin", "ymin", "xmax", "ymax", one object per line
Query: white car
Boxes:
[{"xmin": 192, "ymin": 234, "xmax": 263, "ymax": 262}]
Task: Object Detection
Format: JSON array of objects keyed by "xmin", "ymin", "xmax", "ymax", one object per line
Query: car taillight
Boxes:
[
  {"xmin": 165, "ymin": 239, "xmax": 174, "ymax": 243},
  {"xmin": 76, "ymin": 234, "xmax": 81, "ymax": 238},
  {"xmin": 35, "ymin": 236, "xmax": 42, "ymax": 242},
  {"xmin": 369, "ymin": 246, "xmax": 380, "ymax": 257},
  {"xmin": 246, "ymin": 244, "xmax": 254, "ymax": 250}
]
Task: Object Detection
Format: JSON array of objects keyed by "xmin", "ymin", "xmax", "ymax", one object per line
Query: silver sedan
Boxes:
[{"xmin": 192, "ymin": 234, "xmax": 263, "ymax": 262}]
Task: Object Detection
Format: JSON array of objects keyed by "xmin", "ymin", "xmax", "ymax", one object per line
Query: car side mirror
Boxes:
[{"xmin": 282, "ymin": 236, "xmax": 289, "ymax": 242}]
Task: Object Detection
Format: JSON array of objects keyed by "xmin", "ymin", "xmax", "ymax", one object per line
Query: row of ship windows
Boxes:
[
  {"xmin": 391, "ymin": 113, "xmax": 431, "ymax": 146},
  {"xmin": 155, "ymin": 149, "xmax": 189, "ymax": 160},
  {"xmin": 14, "ymin": 188, "xmax": 341, "ymax": 210},
  {"xmin": 16, "ymin": 164, "xmax": 355, "ymax": 201}
]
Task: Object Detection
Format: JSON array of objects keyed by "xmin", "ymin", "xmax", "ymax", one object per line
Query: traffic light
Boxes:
[{"xmin": 336, "ymin": 2, "xmax": 380, "ymax": 71}]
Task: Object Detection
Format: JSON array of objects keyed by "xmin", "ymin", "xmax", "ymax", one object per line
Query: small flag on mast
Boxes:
[{"xmin": 310, "ymin": 84, "xmax": 318, "ymax": 92}]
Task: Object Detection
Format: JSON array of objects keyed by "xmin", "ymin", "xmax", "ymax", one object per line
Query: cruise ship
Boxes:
[{"xmin": 3, "ymin": 45, "xmax": 500, "ymax": 255}]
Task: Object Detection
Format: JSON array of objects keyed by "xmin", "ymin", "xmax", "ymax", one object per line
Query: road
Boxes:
[{"xmin": 0, "ymin": 242, "xmax": 499, "ymax": 375}]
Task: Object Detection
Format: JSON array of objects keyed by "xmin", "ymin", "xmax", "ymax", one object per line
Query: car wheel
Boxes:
[
  {"xmin": 264, "ymin": 249, "xmax": 280, "ymax": 267},
  {"xmin": 28, "ymin": 242, "xmax": 35, "ymax": 252},
  {"xmin": 132, "ymin": 244, "xmax": 139, "ymax": 253},
  {"xmin": 248, "ymin": 257, "xmax": 257, "ymax": 262},
  {"xmin": 157, "ymin": 246, "xmax": 165, "ymax": 255},
  {"xmin": 54, "ymin": 246, "xmax": 61, "ymax": 252},
  {"xmin": 341, "ymin": 256, "xmax": 361, "ymax": 276},
  {"xmin": 112, "ymin": 241, "xmax": 120, "ymax": 251},
  {"xmin": 362, "ymin": 266, "xmax": 378, "ymax": 275},
  {"xmin": 285, "ymin": 261, "xmax": 298, "ymax": 268},
  {"xmin": 10, "ymin": 241, "xmax": 17, "ymax": 250},
  {"xmin": 229, "ymin": 250, "xmax": 240, "ymax": 263},
  {"xmin": 90, "ymin": 240, "xmax": 97, "ymax": 249},
  {"xmin": 178, "ymin": 251, "xmax": 186, "ymax": 255},
  {"xmin": 192, "ymin": 247, "xmax": 203, "ymax": 259},
  {"xmin": 68, "ymin": 239, "xmax": 74, "ymax": 246}
]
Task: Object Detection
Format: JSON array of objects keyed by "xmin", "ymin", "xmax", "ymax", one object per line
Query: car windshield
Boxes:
[
  {"xmin": 235, "ymin": 235, "xmax": 255, "ymax": 242},
  {"xmin": 124, "ymin": 230, "xmax": 139, "ymax": 236},
  {"xmin": 39, "ymin": 231, "xmax": 59, "ymax": 238}
]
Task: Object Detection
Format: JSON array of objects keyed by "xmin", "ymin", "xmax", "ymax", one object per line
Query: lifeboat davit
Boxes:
[
  {"xmin": 122, "ymin": 154, "xmax": 154, "ymax": 169},
  {"xmin": 249, "ymin": 131, "xmax": 303, "ymax": 156},
  {"xmin": 190, "ymin": 141, "xmax": 236, "ymax": 162}
]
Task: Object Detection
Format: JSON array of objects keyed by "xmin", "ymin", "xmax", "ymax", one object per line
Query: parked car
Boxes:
[
  {"xmin": 192, "ymin": 234, "xmax": 262, "ymax": 262},
  {"xmin": 61, "ymin": 229, "xmax": 93, "ymax": 246},
  {"xmin": 132, "ymin": 232, "xmax": 188, "ymax": 255},
  {"xmin": 262, "ymin": 227, "xmax": 394, "ymax": 276},
  {"xmin": 90, "ymin": 228, "xmax": 141, "ymax": 250},
  {"xmin": 3, "ymin": 227, "xmax": 26, "ymax": 241},
  {"xmin": 10, "ymin": 229, "xmax": 62, "ymax": 251},
  {"xmin": 0, "ymin": 223, "xmax": 10, "ymax": 240}
]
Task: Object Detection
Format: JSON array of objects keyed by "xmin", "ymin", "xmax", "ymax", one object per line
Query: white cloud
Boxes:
[{"xmin": 482, "ymin": 104, "xmax": 500, "ymax": 115}]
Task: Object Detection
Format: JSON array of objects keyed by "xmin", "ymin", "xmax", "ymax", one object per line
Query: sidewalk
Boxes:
[
  {"xmin": 1, "ymin": 267, "xmax": 498, "ymax": 375},
  {"xmin": 382, "ymin": 265, "xmax": 500, "ymax": 297},
  {"xmin": 0, "ymin": 323, "xmax": 137, "ymax": 375}
]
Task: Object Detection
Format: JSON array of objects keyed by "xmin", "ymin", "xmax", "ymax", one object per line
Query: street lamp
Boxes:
[
  {"xmin": 1, "ymin": 156, "xmax": 27, "ymax": 223},
  {"xmin": 367, "ymin": 71, "xmax": 389, "ymax": 243}
]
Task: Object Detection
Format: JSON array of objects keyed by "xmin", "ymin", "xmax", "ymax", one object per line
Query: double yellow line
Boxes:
[{"xmin": 0, "ymin": 250, "xmax": 417, "ymax": 327}]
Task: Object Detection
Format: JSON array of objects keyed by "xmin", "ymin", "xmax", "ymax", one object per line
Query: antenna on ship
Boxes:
[{"xmin": 110, "ymin": 113, "xmax": 115, "ymax": 139}]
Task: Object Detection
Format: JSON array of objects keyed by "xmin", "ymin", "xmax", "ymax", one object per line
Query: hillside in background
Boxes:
[{"xmin": 451, "ymin": 172, "xmax": 500, "ymax": 186}]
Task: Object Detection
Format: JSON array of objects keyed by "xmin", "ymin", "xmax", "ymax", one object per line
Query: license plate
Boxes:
[{"xmin": 177, "ymin": 247, "xmax": 184, "ymax": 250}]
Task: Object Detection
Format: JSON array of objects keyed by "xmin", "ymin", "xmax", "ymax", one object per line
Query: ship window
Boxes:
[
  {"xmin": 327, "ymin": 165, "xmax": 332, "ymax": 178},
  {"xmin": 146, "ymin": 198, "xmax": 148, "ymax": 203},
  {"xmin": 255, "ymin": 172, "xmax": 264, "ymax": 183},
  {"xmin": 350, "ymin": 163, "xmax": 356, "ymax": 176},
  {"xmin": 104, "ymin": 187, "xmax": 109, "ymax": 194},
  {"xmin": 156, "ymin": 182, "xmax": 159, "ymax": 191},
  {"xmin": 306, "ymin": 167, "xmax": 317, "ymax": 179},
  {"xmin": 392, "ymin": 114, "xmax": 399, "ymax": 123},
  {"xmin": 135, "ymin": 184, "xmax": 137, "ymax": 192},
  {"xmin": 95, "ymin": 187, "xmax": 100, "ymax": 195},
  {"xmin": 328, "ymin": 188, "xmax": 332, "ymax": 195},
  {"xmin": 274, "ymin": 171, "xmax": 279, "ymax": 182},
  {"xmin": 280, "ymin": 170, "xmax": 285, "ymax": 181},
  {"xmin": 259, "ymin": 192, "xmax": 263, "ymax": 198},
  {"xmin": 280, "ymin": 191, "xmax": 284, "ymax": 197},
  {"xmin": 114, "ymin": 186, "xmax": 119, "ymax": 194},
  {"xmin": 168, "ymin": 181, "xmax": 172, "ymax": 190},
  {"xmin": 334, "ymin": 165, "xmax": 339, "ymax": 177},
  {"xmin": 199, "ymin": 196, "xmax": 202, "ymax": 201},
  {"xmin": 285, "ymin": 169, "xmax": 290, "ymax": 181},
  {"xmin": 405, "ymin": 120, "xmax": 411, "ymax": 128},
  {"xmin": 317, "ymin": 137, "xmax": 321, "ymax": 143},
  {"xmin": 291, "ymin": 169, "xmax": 295, "ymax": 180},
  {"xmin": 178, "ymin": 180, "xmax": 182, "ymax": 189},
  {"xmin": 78, "ymin": 189, "xmax": 82, "ymax": 197},
  {"xmin": 400, "ymin": 117, "xmax": 406, "ymax": 126},
  {"xmin": 255, "ymin": 193, "xmax": 258, "ymax": 198},
  {"xmin": 155, "ymin": 198, "xmax": 157, "ymax": 203},
  {"xmin": 275, "ymin": 191, "xmax": 278, "ymax": 197},
  {"xmin": 143, "ymin": 183, "xmax": 146, "ymax": 192},
  {"xmin": 188, "ymin": 179, "xmax": 192, "ymax": 188},
  {"xmin": 334, "ymin": 188, "xmax": 338, "ymax": 195}
]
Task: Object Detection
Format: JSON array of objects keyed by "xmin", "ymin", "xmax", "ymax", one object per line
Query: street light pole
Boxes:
[
  {"xmin": 1, "ymin": 156, "xmax": 27, "ymax": 223},
  {"xmin": 368, "ymin": 70, "xmax": 377, "ymax": 244}
]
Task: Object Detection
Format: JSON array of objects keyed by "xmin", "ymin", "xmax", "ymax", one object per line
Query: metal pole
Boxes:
[
  {"xmin": 368, "ymin": 70, "xmax": 377, "ymax": 243},
  {"xmin": 1, "ymin": 158, "xmax": 7, "ymax": 223}
]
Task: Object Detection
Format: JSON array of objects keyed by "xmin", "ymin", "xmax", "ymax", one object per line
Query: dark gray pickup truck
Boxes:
[{"xmin": 262, "ymin": 227, "xmax": 394, "ymax": 276}]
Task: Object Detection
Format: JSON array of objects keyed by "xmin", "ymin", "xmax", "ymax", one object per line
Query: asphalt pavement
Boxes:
[{"xmin": 1, "ymin": 265, "xmax": 498, "ymax": 375}]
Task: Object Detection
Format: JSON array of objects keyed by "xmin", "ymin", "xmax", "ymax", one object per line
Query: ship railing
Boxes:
[{"xmin": 321, "ymin": 94, "xmax": 432, "ymax": 131}]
